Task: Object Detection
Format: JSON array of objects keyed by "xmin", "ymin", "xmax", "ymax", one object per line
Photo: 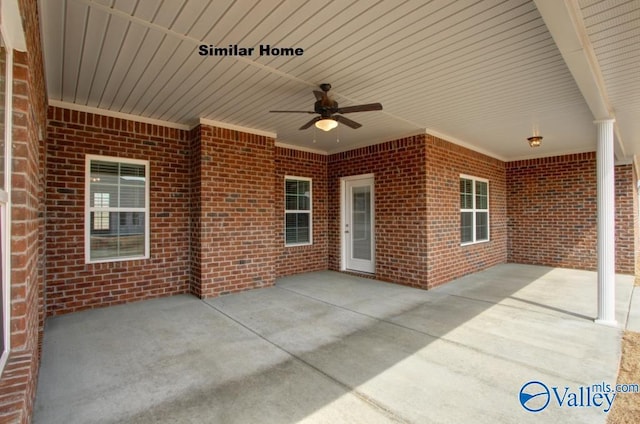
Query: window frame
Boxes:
[
  {"xmin": 0, "ymin": 32, "xmax": 12, "ymax": 374},
  {"xmin": 284, "ymin": 176, "xmax": 313, "ymax": 247},
  {"xmin": 460, "ymin": 174, "xmax": 490, "ymax": 246},
  {"xmin": 85, "ymin": 155, "xmax": 150, "ymax": 264}
]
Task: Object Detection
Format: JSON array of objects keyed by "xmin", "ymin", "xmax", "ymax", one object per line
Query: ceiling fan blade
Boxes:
[
  {"xmin": 269, "ymin": 110, "xmax": 315, "ymax": 113},
  {"xmin": 336, "ymin": 103, "xmax": 383, "ymax": 114},
  {"xmin": 299, "ymin": 116, "xmax": 321, "ymax": 130},
  {"xmin": 313, "ymin": 91, "xmax": 325, "ymax": 101},
  {"xmin": 334, "ymin": 115, "xmax": 362, "ymax": 129}
]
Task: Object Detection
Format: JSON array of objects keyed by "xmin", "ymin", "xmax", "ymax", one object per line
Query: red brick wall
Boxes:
[
  {"xmin": 634, "ymin": 164, "xmax": 639, "ymax": 283},
  {"xmin": 328, "ymin": 136, "xmax": 429, "ymax": 287},
  {"xmin": 189, "ymin": 127, "xmax": 202, "ymax": 297},
  {"xmin": 0, "ymin": 0, "xmax": 48, "ymax": 422},
  {"xmin": 424, "ymin": 135, "xmax": 508, "ymax": 288},
  {"xmin": 328, "ymin": 134, "xmax": 507, "ymax": 289},
  {"xmin": 506, "ymin": 153, "xmax": 636, "ymax": 274},
  {"xmin": 193, "ymin": 124, "xmax": 276, "ymax": 297},
  {"xmin": 275, "ymin": 147, "xmax": 328, "ymax": 276},
  {"xmin": 45, "ymin": 107, "xmax": 191, "ymax": 315},
  {"xmin": 507, "ymin": 154, "xmax": 596, "ymax": 269},
  {"xmin": 615, "ymin": 163, "xmax": 637, "ymax": 274}
]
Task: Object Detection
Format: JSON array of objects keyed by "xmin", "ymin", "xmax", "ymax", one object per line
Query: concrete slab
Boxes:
[
  {"xmin": 627, "ymin": 285, "xmax": 640, "ymax": 332},
  {"xmin": 34, "ymin": 264, "xmax": 634, "ymax": 423},
  {"xmin": 33, "ymin": 295, "xmax": 396, "ymax": 424}
]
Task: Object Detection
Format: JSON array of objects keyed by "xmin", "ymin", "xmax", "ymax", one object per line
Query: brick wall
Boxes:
[
  {"xmin": 616, "ymin": 164, "xmax": 636, "ymax": 274},
  {"xmin": 45, "ymin": 117, "xmax": 306, "ymax": 309},
  {"xmin": 634, "ymin": 164, "xmax": 639, "ymax": 284},
  {"xmin": 0, "ymin": 0, "xmax": 48, "ymax": 422},
  {"xmin": 275, "ymin": 147, "xmax": 328, "ymax": 276},
  {"xmin": 193, "ymin": 124, "xmax": 276, "ymax": 297},
  {"xmin": 328, "ymin": 136, "xmax": 429, "ymax": 287},
  {"xmin": 327, "ymin": 134, "xmax": 507, "ymax": 289},
  {"xmin": 189, "ymin": 127, "xmax": 202, "ymax": 296},
  {"xmin": 425, "ymin": 135, "xmax": 508, "ymax": 288},
  {"xmin": 45, "ymin": 107, "xmax": 191, "ymax": 315},
  {"xmin": 506, "ymin": 153, "xmax": 636, "ymax": 274}
]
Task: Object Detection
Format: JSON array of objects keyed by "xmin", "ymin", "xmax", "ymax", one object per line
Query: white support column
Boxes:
[{"xmin": 595, "ymin": 118, "xmax": 617, "ymax": 326}]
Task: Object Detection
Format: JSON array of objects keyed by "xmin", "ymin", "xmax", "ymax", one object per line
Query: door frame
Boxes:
[{"xmin": 340, "ymin": 173, "xmax": 375, "ymax": 273}]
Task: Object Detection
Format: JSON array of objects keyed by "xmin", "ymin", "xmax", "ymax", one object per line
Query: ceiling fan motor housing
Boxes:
[{"xmin": 314, "ymin": 100, "xmax": 338, "ymax": 118}]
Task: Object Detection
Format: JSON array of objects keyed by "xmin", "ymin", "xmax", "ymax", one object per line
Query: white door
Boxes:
[{"xmin": 343, "ymin": 176, "xmax": 375, "ymax": 273}]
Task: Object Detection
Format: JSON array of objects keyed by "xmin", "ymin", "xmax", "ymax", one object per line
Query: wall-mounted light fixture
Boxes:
[
  {"xmin": 315, "ymin": 118, "xmax": 338, "ymax": 131},
  {"xmin": 527, "ymin": 135, "xmax": 543, "ymax": 148}
]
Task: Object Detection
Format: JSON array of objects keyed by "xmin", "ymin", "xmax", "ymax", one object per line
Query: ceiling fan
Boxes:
[{"xmin": 269, "ymin": 83, "xmax": 383, "ymax": 131}]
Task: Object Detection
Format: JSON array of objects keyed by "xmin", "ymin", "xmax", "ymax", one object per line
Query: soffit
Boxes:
[
  {"xmin": 39, "ymin": 0, "xmax": 638, "ymax": 160},
  {"xmin": 578, "ymin": 0, "xmax": 640, "ymax": 158}
]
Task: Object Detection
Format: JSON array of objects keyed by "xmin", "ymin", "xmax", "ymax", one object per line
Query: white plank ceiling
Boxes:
[{"xmin": 39, "ymin": 0, "xmax": 639, "ymax": 160}]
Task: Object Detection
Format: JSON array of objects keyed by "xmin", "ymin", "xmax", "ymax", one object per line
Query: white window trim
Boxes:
[
  {"xmin": 284, "ymin": 176, "xmax": 313, "ymax": 247},
  {"xmin": 85, "ymin": 155, "xmax": 150, "ymax": 264},
  {"xmin": 460, "ymin": 174, "xmax": 490, "ymax": 246},
  {"xmin": 0, "ymin": 35, "xmax": 13, "ymax": 374}
]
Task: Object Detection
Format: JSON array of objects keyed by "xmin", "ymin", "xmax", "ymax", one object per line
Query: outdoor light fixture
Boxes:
[
  {"xmin": 527, "ymin": 135, "xmax": 543, "ymax": 148},
  {"xmin": 315, "ymin": 118, "xmax": 338, "ymax": 131}
]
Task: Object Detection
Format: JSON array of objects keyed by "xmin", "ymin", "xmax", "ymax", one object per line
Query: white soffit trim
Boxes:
[
  {"xmin": 49, "ymin": 100, "xmax": 192, "ymax": 130},
  {"xmin": 1, "ymin": 0, "xmax": 26, "ymax": 51},
  {"xmin": 274, "ymin": 142, "xmax": 327, "ymax": 155},
  {"xmin": 327, "ymin": 129, "xmax": 427, "ymax": 155},
  {"xmin": 614, "ymin": 157, "xmax": 633, "ymax": 166},
  {"xmin": 324, "ymin": 128, "xmax": 506, "ymax": 161},
  {"xmin": 199, "ymin": 118, "xmax": 276, "ymax": 139},
  {"xmin": 424, "ymin": 129, "xmax": 506, "ymax": 162},
  {"xmin": 534, "ymin": 0, "xmax": 626, "ymax": 160}
]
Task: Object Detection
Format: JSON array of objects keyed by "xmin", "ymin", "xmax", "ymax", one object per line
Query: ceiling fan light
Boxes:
[
  {"xmin": 527, "ymin": 135, "xmax": 543, "ymax": 148},
  {"xmin": 315, "ymin": 118, "xmax": 338, "ymax": 131}
]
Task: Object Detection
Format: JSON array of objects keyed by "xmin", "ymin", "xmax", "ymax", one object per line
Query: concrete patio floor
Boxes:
[{"xmin": 33, "ymin": 264, "xmax": 636, "ymax": 423}]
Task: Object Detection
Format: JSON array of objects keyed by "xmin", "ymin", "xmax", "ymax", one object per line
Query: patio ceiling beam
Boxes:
[{"xmin": 534, "ymin": 0, "xmax": 627, "ymax": 162}]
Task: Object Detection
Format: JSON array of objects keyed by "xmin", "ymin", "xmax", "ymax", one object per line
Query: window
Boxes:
[
  {"xmin": 285, "ymin": 177, "xmax": 312, "ymax": 246},
  {"xmin": 86, "ymin": 156, "xmax": 149, "ymax": 263},
  {"xmin": 0, "ymin": 33, "xmax": 11, "ymax": 373},
  {"xmin": 460, "ymin": 175, "xmax": 489, "ymax": 244},
  {"xmin": 93, "ymin": 193, "xmax": 110, "ymax": 230}
]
